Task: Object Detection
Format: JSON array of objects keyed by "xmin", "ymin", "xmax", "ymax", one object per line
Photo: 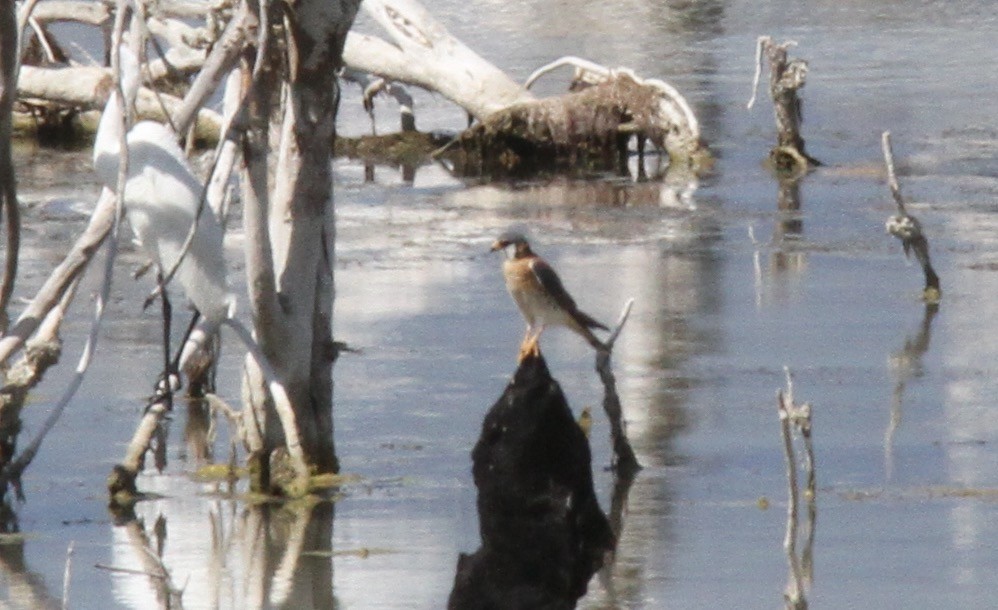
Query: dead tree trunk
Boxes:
[
  {"xmin": 881, "ymin": 131, "xmax": 940, "ymax": 302},
  {"xmin": 749, "ymin": 37, "xmax": 819, "ymax": 175},
  {"xmin": 0, "ymin": 1, "xmax": 20, "ymax": 333},
  {"xmin": 450, "ymin": 353, "xmax": 614, "ymax": 608},
  {"xmin": 239, "ymin": 0, "xmax": 360, "ymax": 489}
]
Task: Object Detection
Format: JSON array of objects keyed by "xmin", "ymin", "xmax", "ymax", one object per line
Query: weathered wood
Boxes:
[
  {"xmin": 451, "ymin": 70, "xmax": 706, "ymax": 178},
  {"xmin": 749, "ymin": 37, "xmax": 819, "ymax": 173},
  {"xmin": 881, "ymin": 131, "xmax": 940, "ymax": 301},
  {"xmin": 0, "ymin": 0, "xmax": 19, "ymax": 333},
  {"xmin": 778, "ymin": 368, "xmax": 815, "ymax": 610},
  {"xmin": 17, "ymin": 64, "xmax": 223, "ymax": 141},
  {"xmin": 345, "ymin": 0, "xmax": 532, "ymax": 121}
]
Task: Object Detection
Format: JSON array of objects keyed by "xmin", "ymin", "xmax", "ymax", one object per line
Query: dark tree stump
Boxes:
[{"xmin": 449, "ymin": 352, "xmax": 615, "ymax": 609}]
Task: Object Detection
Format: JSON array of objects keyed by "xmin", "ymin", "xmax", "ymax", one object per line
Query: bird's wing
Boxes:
[
  {"xmin": 529, "ymin": 257, "xmax": 579, "ymax": 311},
  {"xmin": 529, "ymin": 257, "xmax": 609, "ymax": 331}
]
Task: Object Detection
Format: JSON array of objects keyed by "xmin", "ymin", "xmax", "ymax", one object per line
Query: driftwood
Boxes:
[
  {"xmin": 881, "ymin": 131, "xmax": 941, "ymax": 301},
  {"xmin": 13, "ymin": 0, "xmax": 705, "ymax": 182},
  {"xmin": 749, "ymin": 36, "xmax": 819, "ymax": 174},
  {"xmin": 344, "ymin": 0, "xmax": 705, "ymax": 177}
]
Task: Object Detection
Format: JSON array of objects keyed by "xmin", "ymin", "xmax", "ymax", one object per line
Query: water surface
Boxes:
[{"xmin": 5, "ymin": 1, "xmax": 998, "ymax": 608}]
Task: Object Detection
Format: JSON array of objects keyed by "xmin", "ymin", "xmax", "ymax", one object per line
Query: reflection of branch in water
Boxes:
[
  {"xmin": 596, "ymin": 471, "xmax": 638, "ymax": 602},
  {"xmin": 884, "ymin": 303, "xmax": 938, "ymax": 480},
  {"xmin": 747, "ymin": 173, "xmax": 808, "ymax": 308},
  {"xmin": 101, "ymin": 514, "xmax": 185, "ymax": 609},
  {"xmin": 772, "ymin": 177, "xmax": 807, "ymax": 276},
  {"xmin": 0, "ymin": 505, "xmax": 62, "ymax": 609},
  {"xmin": 778, "ymin": 367, "xmax": 815, "ymax": 610}
]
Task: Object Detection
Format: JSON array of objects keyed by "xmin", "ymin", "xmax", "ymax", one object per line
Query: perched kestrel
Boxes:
[{"xmin": 491, "ymin": 233, "xmax": 608, "ymax": 360}]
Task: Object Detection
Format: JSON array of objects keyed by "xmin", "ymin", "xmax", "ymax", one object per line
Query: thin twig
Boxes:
[
  {"xmin": 596, "ymin": 298, "xmax": 639, "ymax": 474},
  {"xmin": 881, "ymin": 131, "xmax": 906, "ymax": 215},
  {"xmin": 746, "ymin": 36, "xmax": 769, "ymax": 109},
  {"xmin": 61, "ymin": 541, "xmax": 74, "ymax": 610},
  {"xmin": 94, "ymin": 563, "xmax": 168, "ymax": 578}
]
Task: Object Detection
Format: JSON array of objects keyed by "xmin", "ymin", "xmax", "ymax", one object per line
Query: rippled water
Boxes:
[{"xmin": 5, "ymin": 1, "xmax": 998, "ymax": 608}]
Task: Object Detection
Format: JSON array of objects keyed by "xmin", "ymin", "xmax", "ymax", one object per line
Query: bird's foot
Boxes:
[{"xmin": 517, "ymin": 334, "xmax": 542, "ymax": 363}]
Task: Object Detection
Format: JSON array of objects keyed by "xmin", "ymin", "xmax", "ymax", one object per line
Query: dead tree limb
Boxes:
[
  {"xmin": 595, "ymin": 299, "xmax": 640, "ymax": 475},
  {"xmin": 0, "ymin": 1, "xmax": 20, "ymax": 333},
  {"xmin": 346, "ymin": 0, "xmax": 705, "ymax": 177},
  {"xmin": 344, "ymin": 0, "xmax": 531, "ymax": 121},
  {"xmin": 749, "ymin": 36, "xmax": 819, "ymax": 174},
  {"xmin": 778, "ymin": 367, "xmax": 815, "ymax": 610},
  {"xmin": 0, "ymin": 189, "xmax": 114, "ymax": 368},
  {"xmin": 881, "ymin": 131, "xmax": 941, "ymax": 301}
]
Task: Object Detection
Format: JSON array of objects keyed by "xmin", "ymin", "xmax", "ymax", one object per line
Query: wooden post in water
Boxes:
[
  {"xmin": 881, "ymin": 131, "xmax": 941, "ymax": 302},
  {"xmin": 748, "ymin": 36, "xmax": 820, "ymax": 175}
]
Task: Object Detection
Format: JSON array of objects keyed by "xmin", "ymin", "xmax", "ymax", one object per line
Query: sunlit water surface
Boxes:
[{"xmin": 5, "ymin": 1, "xmax": 998, "ymax": 608}]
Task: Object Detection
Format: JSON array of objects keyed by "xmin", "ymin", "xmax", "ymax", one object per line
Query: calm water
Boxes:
[{"xmin": 6, "ymin": 1, "xmax": 998, "ymax": 608}]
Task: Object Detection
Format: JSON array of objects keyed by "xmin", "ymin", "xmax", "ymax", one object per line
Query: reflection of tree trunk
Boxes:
[
  {"xmin": 240, "ymin": 502, "xmax": 336, "ymax": 608},
  {"xmin": 106, "ymin": 515, "xmax": 186, "ymax": 610},
  {"xmin": 0, "ymin": 534, "xmax": 61, "ymax": 609},
  {"xmin": 776, "ymin": 178, "xmax": 802, "ymax": 238}
]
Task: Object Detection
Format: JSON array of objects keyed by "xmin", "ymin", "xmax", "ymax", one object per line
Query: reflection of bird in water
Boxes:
[
  {"xmin": 491, "ymin": 232, "xmax": 607, "ymax": 361},
  {"xmin": 93, "ymin": 43, "xmax": 232, "ymax": 391}
]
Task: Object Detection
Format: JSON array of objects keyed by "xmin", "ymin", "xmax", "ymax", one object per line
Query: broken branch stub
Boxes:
[
  {"xmin": 749, "ymin": 36, "xmax": 819, "ymax": 175},
  {"xmin": 881, "ymin": 131, "xmax": 941, "ymax": 301}
]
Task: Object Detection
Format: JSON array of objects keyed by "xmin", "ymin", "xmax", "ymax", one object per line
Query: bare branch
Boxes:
[
  {"xmin": 595, "ymin": 298, "xmax": 639, "ymax": 475},
  {"xmin": 0, "ymin": 190, "xmax": 114, "ymax": 368},
  {"xmin": 0, "ymin": 0, "xmax": 21, "ymax": 332},
  {"xmin": 882, "ymin": 131, "xmax": 941, "ymax": 298}
]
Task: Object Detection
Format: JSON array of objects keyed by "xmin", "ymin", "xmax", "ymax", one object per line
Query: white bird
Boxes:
[
  {"xmin": 91, "ymin": 44, "xmax": 310, "ymax": 479},
  {"xmin": 93, "ymin": 44, "xmax": 232, "ymax": 328}
]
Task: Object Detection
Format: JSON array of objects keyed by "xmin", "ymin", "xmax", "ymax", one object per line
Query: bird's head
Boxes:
[{"xmin": 490, "ymin": 232, "xmax": 533, "ymax": 258}]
